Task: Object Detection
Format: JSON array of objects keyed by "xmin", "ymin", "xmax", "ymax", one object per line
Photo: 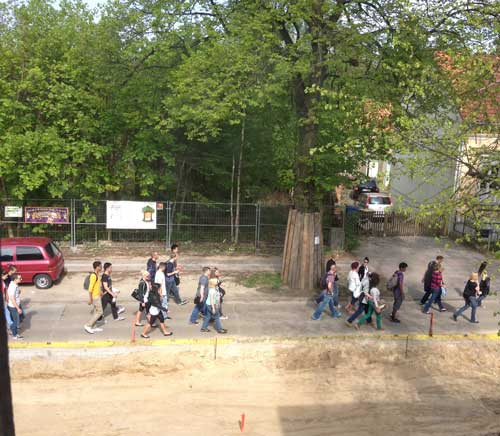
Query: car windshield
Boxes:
[
  {"xmin": 45, "ymin": 242, "xmax": 61, "ymax": 258},
  {"xmin": 369, "ymin": 196, "xmax": 391, "ymax": 205}
]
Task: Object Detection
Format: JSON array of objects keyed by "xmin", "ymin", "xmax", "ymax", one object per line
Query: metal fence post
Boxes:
[
  {"xmin": 70, "ymin": 198, "xmax": 76, "ymax": 248},
  {"xmin": 254, "ymin": 203, "xmax": 261, "ymax": 251},
  {"xmin": 166, "ymin": 201, "xmax": 172, "ymax": 250}
]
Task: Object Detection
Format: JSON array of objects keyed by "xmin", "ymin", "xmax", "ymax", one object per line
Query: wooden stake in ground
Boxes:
[{"xmin": 0, "ymin": 297, "xmax": 15, "ymax": 436}]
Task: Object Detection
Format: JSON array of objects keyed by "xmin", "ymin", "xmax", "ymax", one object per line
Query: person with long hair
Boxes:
[
  {"xmin": 134, "ymin": 271, "xmax": 152, "ymax": 327},
  {"xmin": 477, "ymin": 261, "xmax": 491, "ymax": 308},
  {"xmin": 453, "ymin": 272, "xmax": 481, "ymax": 324},
  {"xmin": 422, "ymin": 263, "xmax": 446, "ymax": 314},
  {"xmin": 345, "ymin": 262, "xmax": 361, "ymax": 314}
]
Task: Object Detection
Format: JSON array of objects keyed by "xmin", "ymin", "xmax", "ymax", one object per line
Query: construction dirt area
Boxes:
[{"xmin": 10, "ymin": 339, "xmax": 500, "ymax": 436}]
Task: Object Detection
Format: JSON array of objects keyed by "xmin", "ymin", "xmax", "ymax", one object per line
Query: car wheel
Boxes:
[{"xmin": 34, "ymin": 274, "xmax": 53, "ymax": 289}]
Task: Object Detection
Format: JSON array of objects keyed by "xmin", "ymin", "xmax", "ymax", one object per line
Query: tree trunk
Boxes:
[
  {"xmin": 234, "ymin": 119, "xmax": 245, "ymax": 244},
  {"xmin": 281, "ymin": 73, "xmax": 323, "ymax": 290},
  {"xmin": 230, "ymin": 153, "xmax": 235, "ymax": 243},
  {"xmin": 0, "ymin": 298, "xmax": 16, "ymax": 436}
]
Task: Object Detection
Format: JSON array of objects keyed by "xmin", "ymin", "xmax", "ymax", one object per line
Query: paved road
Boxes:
[
  {"xmin": 8, "ymin": 237, "xmax": 498, "ymax": 345},
  {"xmin": 9, "ymin": 293, "xmax": 500, "ymax": 344}
]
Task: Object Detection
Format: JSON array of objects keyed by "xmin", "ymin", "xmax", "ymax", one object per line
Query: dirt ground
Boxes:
[{"xmin": 10, "ymin": 340, "xmax": 500, "ymax": 436}]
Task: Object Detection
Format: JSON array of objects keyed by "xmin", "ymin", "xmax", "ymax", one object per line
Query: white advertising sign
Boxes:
[
  {"xmin": 106, "ymin": 201, "xmax": 157, "ymax": 229},
  {"xmin": 4, "ymin": 206, "xmax": 23, "ymax": 218}
]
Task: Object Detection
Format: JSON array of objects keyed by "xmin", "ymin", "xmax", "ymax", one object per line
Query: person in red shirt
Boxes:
[{"xmin": 422, "ymin": 263, "xmax": 446, "ymax": 314}]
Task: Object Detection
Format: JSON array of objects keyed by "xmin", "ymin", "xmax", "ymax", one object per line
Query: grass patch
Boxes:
[{"xmin": 241, "ymin": 272, "xmax": 282, "ymax": 289}]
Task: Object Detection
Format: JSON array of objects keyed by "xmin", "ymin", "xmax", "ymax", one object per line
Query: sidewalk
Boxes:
[{"xmin": 9, "ymin": 295, "xmax": 499, "ymax": 346}]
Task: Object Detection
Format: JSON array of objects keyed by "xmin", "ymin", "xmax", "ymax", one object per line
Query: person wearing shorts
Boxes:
[{"xmin": 141, "ymin": 284, "xmax": 173, "ymax": 338}]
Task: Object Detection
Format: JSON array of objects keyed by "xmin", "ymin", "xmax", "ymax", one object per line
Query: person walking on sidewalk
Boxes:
[
  {"xmin": 345, "ymin": 269, "xmax": 369, "ymax": 327},
  {"xmin": 477, "ymin": 261, "xmax": 490, "ymax": 308},
  {"xmin": 190, "ymin": 267, "xmax": 210, "ymax": 324},
  {"xmin": 141, "ymin": 284, "xmax": 173, "ymax": 338},
  {"xmin": 134, "ymin": 271, "xmax": 152, "ymax": 327},
  {"xmin": 312, "ymin": 265, "xmax": 342, "ymax": 320},
  {"xmin": 101, "ymin": 263, "xmax": 125, "ymax": 322},
  {"xmin": 1, "ymin": 269, "xmax": 13, "ymax": 334},
  {"xmin": 390, "ymin": 262, "xmax": 408, "ymax": 323},
  {"xmin": 421, "ymin": 256, "xmax": 444, "ymax": 305},
  {"xmin": 165, "ymin": 254, "xmax": 187, "ymax": 305},
  {"xmin": 453, "ymin": 273, "xmax": 481, "ymax": 324},
  {"xmin": 146, "ymin": 252, "xmax": 159, "ymax": 280},
  {"xmin": 7, "ymin": 273, "xmax": 24, "ymax": 339},
  {"xmin": 154, "ymin": 262, "xmax": 170, "ymax": 320},
  {"xmin": 84, "ymin": 261, "xmax": 104, "ymax": 334},
  {"xmin": 346, "ymin": 262, "xmax": 361, "ymax": 314},
  {"xmin": 356, "ymin": 272, "xmax": 385, "ymax": 331},
  {"xmin": 358, "ymin": 257, "xmax": 370, "ymax": 281},
  {"xmin": 422, "ymin": 263, "xmax": 446, "ymax": 314},
  {"xmin": 212, "ymin": 267, "xmax": 228, "ymax": 320},
  {"xmin": 200, "ymin": 278, "xmax": 227, "ymax": 334}
]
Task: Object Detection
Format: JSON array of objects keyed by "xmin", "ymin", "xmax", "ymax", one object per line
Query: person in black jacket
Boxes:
[
  {"xmin": 358, "ymin": 257, "xmax": 369, "ymax": 281},
  {"xmin": 325, "ymin": 254, "xmax": 336, "ymax": 273},
  {"xmin": 453, "ymin": 272, "xmax": 480, "ymax": 323},
  {"xmin": 477, "ymin": 261, "xmax": 491, "ymax": 308},
  {"xmin": 141, "ymin": 284, "xmax": 173, "ymax": 338},
  {"xmin": 134, "ymin": 271, "xmax": 151, "ymax": 327}
]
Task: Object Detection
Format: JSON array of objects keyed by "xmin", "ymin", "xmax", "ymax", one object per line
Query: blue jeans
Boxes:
[
  {"xmin": 161, "ymin": 295, "xmax": 169, "ymax": 319},
  {"xmin": 201, "ymin": 306, "xmax": 223, "ymax": 331},
  {"xmin": 4, "ymin": 304, "xmax": 12, "ymax": 329},
  {"xmin": 189, "ymin": 302, "xmax": 205, "ymax": 323},
  {"xmin": 477, "ymin": 294, "xmax": 487, "ymax": 306},
  {"xmin": 423, "ymin": 288, "xmax": 443, "ymax": 312},
  {"xmin": 454, "ymin": 296, "xmax": 478, "ymax": 322},
  {"xmin": 8, "ymin": 306, "xmax": 23, "ymax": 336},
  {"xmin": 348, "ymin": 301, "xmax": 366, "ymax": 323},
  {"xmin": 165, "ymin": 280, "xmax": 182, "ymax": 304},
  {"xmin": 312, "ymin": 294, "xmax": 341, "ymax": 320}
]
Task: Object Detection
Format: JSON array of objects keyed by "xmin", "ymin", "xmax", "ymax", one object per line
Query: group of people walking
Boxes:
[
  {"xmin": 83, "ymin": 244, "xmax": 227, "ymax": 338},
  {"xmin": 312, "ymin": 253, "xmax": 492, "ymax": 329}
]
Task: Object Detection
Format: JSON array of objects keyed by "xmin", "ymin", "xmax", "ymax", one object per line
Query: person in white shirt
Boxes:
[
  {"xmin": 154, "ymin": 262, "xmax": 169, "ymax": 320},
  {"xmin": 356, "ymin": 272, "xmax": 385, "ymax": 331},
  {"xmin": 7, "ymin": 273, "xmax": 24, "ymax": 339},
  {"xmin": 346, "ymin": 262, "xmax": 361, "ymax": 313}
]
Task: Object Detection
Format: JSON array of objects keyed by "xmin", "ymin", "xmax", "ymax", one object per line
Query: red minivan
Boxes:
[{"xmin": 0, "ymin": 237, "xmax": 65, "ymax": 289}]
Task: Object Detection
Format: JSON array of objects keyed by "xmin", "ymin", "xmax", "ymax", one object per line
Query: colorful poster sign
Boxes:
[
  {"xmin": 106, "ymin": 201, "xmax": 157, "ymax": 229},
  {"xmin": 24, "ymin": 207, "xmax": 70, "ymax": 224},
  {"xmin": 4, "ymin": 206, "xmax": 23, "ymax": 218}
]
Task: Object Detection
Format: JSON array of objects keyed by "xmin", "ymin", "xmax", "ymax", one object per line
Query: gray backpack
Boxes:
[
  {"xmin": 386, "ymin": 272, "xmax": 399, "ymax": 291},
  {"xmin": 83, "ymin": 272, "xmax": 96, "ymax": 291}
]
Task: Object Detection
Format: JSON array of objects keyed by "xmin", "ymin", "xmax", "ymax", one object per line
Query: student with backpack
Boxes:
[
  {"xmin": 141, "ymin": 284, "xmax": 173, "ymax": 338},
  {"xmin": 420, "ymin": 256, "xmax": 444, "ymax": 305},
  {"xmin": 83, "ymin": 261, "xmax": 103, "ymax": 334},
  {"xmin": 453, "ymin": 272, "xmax": 481, "ymax": 323},
  {"xmin": 389, "ymin": 262, "xmax": 408, "ymax": 323},
  {"xmin": 311, "ymin": 264, "xmax": 342, "ymax": 320},
  {"xmin": 133, "ymin": 271, "xmax": 152, "ymax": 327},
  {"xmin": 422, "ymin": 263, "xmax": 446, "ymax": 314}
]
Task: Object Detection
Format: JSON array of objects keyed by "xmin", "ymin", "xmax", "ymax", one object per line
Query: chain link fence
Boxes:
[{"xmin": 0, "ymin": 199, "xmax": 298, "ymax": 249}]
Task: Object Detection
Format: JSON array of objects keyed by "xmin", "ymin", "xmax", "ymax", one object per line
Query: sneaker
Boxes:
[
  {"xmin": 345, "ymin": 320, "xmax": 352, "ymax": 327},
  {"xmin": 166, "ymin": 316, "xmax": 172, "ymax": 320},
  {"xmin": 96, "ymin": 319, "xmax": 108, "ymax": 325},
  {"xmin": 217, "ymin": 329, "xmax": 227, "ymax": 334},
  {"xmin": 471, "ymin": 320, "xmax": 479, "ymax": 324},
  {"xmin": 311, "ymin": 316, "xmax": 320, "ymax": 321},
  {"xmin": 84, "ymin": 325, "xmax": 95, "ymax": 334},
  {"xmin": 141, "ymin": 334, "xmax": 150, "ymax": 339},
  {"xmin": 117, "ymin": 307, "xmax": 126, "ymax": 315},
  {"xmin": 93, "ymin": 327, "xmax": 103, "ymax": 332},
  {"xmin": 179, "ymin": 300, "xmax": 188, "ymax": 306},
  {"xmin": 220, "ymin": 315, "xmax": 228, "ymax": 320},
  {"xmin": 201, "ymin": 328, "xmax": 211, "ymax": 332},
  {"xmin": 189, "ymin": 320, "xmax": 199, "ymax": 325},
  {"xmin": 13, "ymin": 335, "xmax": 24, "ymax": 340},
  {"xmin": 390, "ymin": 317, "xmax": 401, "ymax": 323},
  {"xmin": 114, "ymin": 316, "xmax": 125, "ymax": 321},
  {"xmin": 163, "ymin": 332, "xmax": 173, "ymax": 336},
  {"xmin": 333, "ymin": 313, "xmax": 342, "ymax": 319},
  {"xmin": 440, "ymin": 308, "xmax": 447, "ymax": 312},
  {"xmin": 423, "ymin": 311, "xmax": 431, "ymax": 314}
]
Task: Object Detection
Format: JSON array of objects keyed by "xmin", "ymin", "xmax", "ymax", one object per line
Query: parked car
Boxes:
[
  {"xmin": 0, "ymin": 237, "xmax": 65, "ymax": 289},
  {"xmin": 357, "ymin": 193, "xmax": 393, "ymax": 219},
  {"xmin": 352, "ymin": 180, "xmax": 379, "ymax": 199}
]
